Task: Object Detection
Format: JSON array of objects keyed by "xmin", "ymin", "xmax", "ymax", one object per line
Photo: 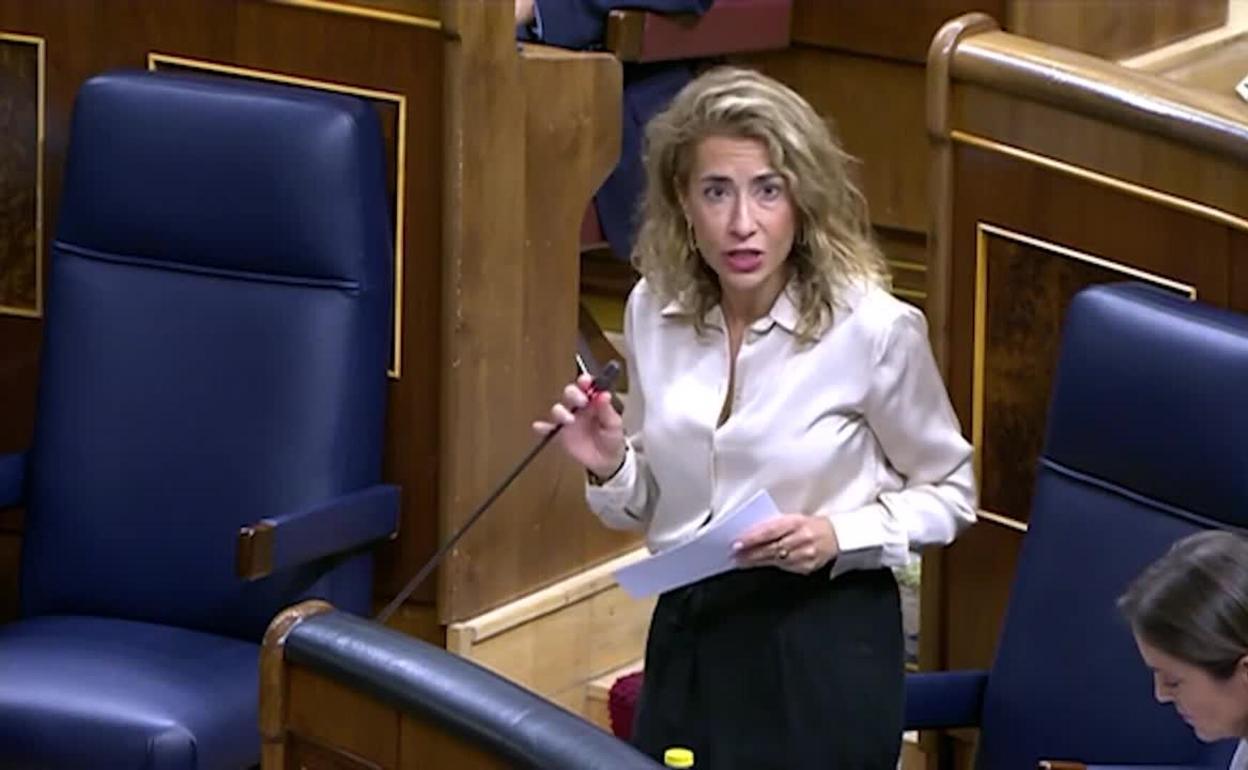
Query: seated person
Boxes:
[
  {"xmin": 515, "ymin": 0, "xmax": 715, "ymax": 262},
  {"xmin": 1120, "ymin": 530, "xmax": 1248, "ymax": 768}
]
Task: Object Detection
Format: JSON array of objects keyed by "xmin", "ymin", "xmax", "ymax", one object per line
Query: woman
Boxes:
[
  {"xmin": 535, "ymin": 67, "xmax": 976, "ymax": 768},
  {"xmin": 1120, "ymin": 530, "xmax": 1248, "ymax": 769}
]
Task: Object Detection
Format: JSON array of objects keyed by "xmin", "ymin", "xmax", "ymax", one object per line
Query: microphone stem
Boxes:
[{"xmin": 375, "ymin": 425, "xmax": 562, "ymax": 624}]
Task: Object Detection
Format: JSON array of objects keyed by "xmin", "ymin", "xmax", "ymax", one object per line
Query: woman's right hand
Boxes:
[{"xmin": 533, "ymin": 374, "xmax": 626, "ymax": 480}]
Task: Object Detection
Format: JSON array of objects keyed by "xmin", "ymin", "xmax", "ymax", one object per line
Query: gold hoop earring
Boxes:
[{"xmin": 685, "ymin": 220, "xmax": 699, "ymax": 256}]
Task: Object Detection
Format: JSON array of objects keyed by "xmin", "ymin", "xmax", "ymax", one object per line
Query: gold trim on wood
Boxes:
[
  {"xmin": 887, "ymin": 259, "xmax": 928, "ymax": 274},
  {"xmin": 148, "ymin": 53, "xmax": 407, "ymax": 379},
  {"xmin": 952, "ymin": 131, "xmax": 1248, "ymax": 234},
  {"xmin": 971, "ymin": 222, "xmax": 1196, "ymax": 495},
  {"xmin": 0, "ymin": 32, "xmax": 45, "ymax": 319},
  {"xmin": 978, "ymin": 508, "xmax": 1027, "ymax": 533},
  {"xmin": 891, "ymin": 287, "xmax": 927, "ymax": 301},
  {"xmin": 270, "ymin": 0, "xmax": 442, "ymax": 31}
]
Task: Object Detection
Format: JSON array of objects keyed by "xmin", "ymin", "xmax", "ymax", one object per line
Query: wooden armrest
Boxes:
[
  {"xmin": 605, "ymin": 0, "xmax": 791, "ymax": 63},
  {"xmin": 1039, "ymin": 763, "xmax": 1086, "ymax": 770},
  {"xmin": 237, "ymin": 485, "xmax": 400, "ymax": 580}
]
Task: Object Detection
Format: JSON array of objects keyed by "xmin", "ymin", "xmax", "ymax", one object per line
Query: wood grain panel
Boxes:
[
  {"xmin": 288, "ymin": 665, "xmax": 400, "ymax": 769},
  {"xmin": 0, "ymin": 533, "xmax": 19, "ymax": 623},
  {"xmin": 1234, "ymin": 230, "xmax": 1248, "ymax": 312},
  {"xmin": 0, "ymin": 35, "xmax": 40, "ymax": 316},
  {"xmin": 436, "ymin": 28, "xmax": 624, "ymax": 620},
  {"xmin": 950, "ymin": 85, "xmax": 1248, "ymax": 220},
  {"xmin": 792, "ymin": 0, "xmax": 1227, "ymax": 63},
  {"xmin": 287, "ymin": 735, "xmax": 384, "ymax": 770},
  {"xmin": 0, "ymin": 318, "xmax": 39, "ymax": 453},
  {"xmin": 1009, "ymin": 0, "xmax": 1227, "ymax": 61},
  {"xmin": 942, "ymin": 521, "xmax": 1022, "ymax": 670},
  {"xmin": 1141, "ymin": 32, "xmax": 1248, "ymax": 99},
  {"xmin": 744, "ymin": 46, "xmax": 929, "ymax": 233},
  {"xmin": 789, "ymin": 0, "xmax": 1007, "ymax": 63},
  {"xmin": 398, "ymin": 714, "xmax": 509, "ymax": 770},
  {"xmin": 878, "ymin": 225, "xmax": 928, "ymax": 309},
  {"xmin": 976, "ymin": 226, "xmax": 1192, "ymax": 524},
  {"xmin": 944, "ymin": 142, "xmax": 1233, "ymax": 436}
]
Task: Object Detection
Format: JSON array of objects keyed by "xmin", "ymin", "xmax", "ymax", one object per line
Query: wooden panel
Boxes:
[
  {"xmin": 287, "ymin": 735, "xmax": 384, "ymax": 770},
  {"xmin": 0, "ymin": 320, "xmax": 38, "ymax": 453},
  {"xmin": 975, "ymin": 225, "xmax": 1193, "ymax": 525},
  {"xmin": 744, "ymin": 46, "xmax": 929, "ymax": 233},
  {"xmin": 944, "ymin": 142, "xmax": 1234, "ymax": 435},
  {"xmin": 446, "ymin": 549, "xmax": 654, "ymax": 702},
  {"xmin": 1145, "ymin": 32, "xmax": 1248, "ymax": 98},
  {"xmin": 0, "ymin": 34, "xmax": 41, "ymax": 317},
  {"xmin": 288, "ymin": 665, "xmax": 401, "ymax": 769},
  {"xmin": 0, "ymin": 533, "xmax": 19, "ymax": 623},
  {"xmin": 436, "ymin": 35, "xmax": 624, "ymax": 620},
  {"xmin": 943, "ymin": 521, "xmax": 1023, "ymax": 670},
  {"xmin": 377, "ymin": 599, "xmax": 444, "ymax": 647},
  {"xmin": 1009, "ymin": 0, "xmax": 1228, "ymax": 61},
  {"xmin": 276, "ymin": 0, "xmax": 441, "ymax": 24},
  {"xmin": 789, "ymin": 0, "xmax": 1007, "ymax": 63},
  {"xmin": 1234, "ymin": 230, "xmax": 1248, "ymax": 311},
  {"xmin": 878, "ymin": 225, "xmax": 928, "ymax": 309},
  {"xmin": 398, "ymin": 714, "xmax": 509, "ymax": 770}
]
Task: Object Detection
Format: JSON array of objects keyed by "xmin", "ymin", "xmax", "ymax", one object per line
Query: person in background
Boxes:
[
  {"xmin": 535, "ymin": 67, "xmax": 976, "ymax": 769},
  {"xmin": 516, "ymin": 0, "xmax": 715, "ymax": 263},
  {"xmin": 1120, "ymin": 530, "xmax": 1248, "ymax": 769}
]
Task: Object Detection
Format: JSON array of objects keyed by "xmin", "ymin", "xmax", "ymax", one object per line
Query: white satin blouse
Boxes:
[{"xmin": 586, "ymin": 277, "xmax": 977, "ymax": 579}]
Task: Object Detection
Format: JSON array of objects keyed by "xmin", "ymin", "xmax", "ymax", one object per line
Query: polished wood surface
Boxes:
[
  {"xmin": 434, "ymin": 14, "xmax": 625, "ymax": 620},
  {"xmin": 925, "ymin": 15, "xmax": 1248, "ymax": 766},
  {"xmin": 787, "ymin": 0, "xmax": 1223, "ymax": 64},
  {"xmin": 0, "ymin": 35, "xmax": 39, "ymax": 315},
  {"xmin": 749, "ymin": 46, "xmax": 929, "ymax": 234},
  {"xmin": 1142, "ymin": 31, "xmax": 1248, "ymax": 98},
  {"xmin": 1010, "ymin": 0, "xmax": 1226, "ymax": 61},
  {"xmin": 951, "ymin": 30, "xmax": 1248, "ymax": 163},
  {"xmin": 261, "ymin": 600, "xmax": 334, "ymax": 770},
  {"xmin": 790, "ymin": 0, "xmax": 1008, "ymax": 64}
]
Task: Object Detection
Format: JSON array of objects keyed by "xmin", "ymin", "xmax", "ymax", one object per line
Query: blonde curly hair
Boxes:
[{"xmin": 632, "ymin": 66, "xmax": 888, "ymax": 341}]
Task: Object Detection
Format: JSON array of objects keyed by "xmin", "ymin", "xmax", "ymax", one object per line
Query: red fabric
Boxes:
[{"xmin": 607, "ymin": 671, "xmax": 645, "ymax": 741}]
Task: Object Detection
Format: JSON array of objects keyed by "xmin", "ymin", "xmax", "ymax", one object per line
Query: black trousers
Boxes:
[{"xmin": 631, "ymin": 567, "xmax": 903, "ymax": 770}]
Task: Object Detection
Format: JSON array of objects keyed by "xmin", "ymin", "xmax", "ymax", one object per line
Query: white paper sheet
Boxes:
[{"xmin": 612, "ymin": 489, "xmax": 780, "ymax": 599}]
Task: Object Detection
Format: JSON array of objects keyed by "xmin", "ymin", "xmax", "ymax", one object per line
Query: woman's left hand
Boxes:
[{"xmin": 733, "ymin": 514, "xmax": 840, "ymax": 574}]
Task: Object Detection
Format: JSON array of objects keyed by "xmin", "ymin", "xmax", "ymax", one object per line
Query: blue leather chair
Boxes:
[
  {"xmin": 906, "ymin": 283, "xmax": 1248, "ymax": 769},
  {"xmin": 0, "ymin": 71, "xmax": 399, "ymax": 769}
]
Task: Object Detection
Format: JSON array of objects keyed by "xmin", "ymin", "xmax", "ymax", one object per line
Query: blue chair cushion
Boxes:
[{"xmin": 0, "ymin": 616, "xmax": 259, "ymax": 769}]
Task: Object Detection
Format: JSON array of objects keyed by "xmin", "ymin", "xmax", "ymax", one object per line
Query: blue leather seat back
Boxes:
[
  {"xmin": 977, "ymin": 284, "xmax": 1248, "ymax": 768},
  {"xmin": 20, "ymin": 70, "xmax": 393, "ymax": 641}
]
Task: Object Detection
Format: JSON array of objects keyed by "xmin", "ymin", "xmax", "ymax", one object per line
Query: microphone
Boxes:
[{"xmin": 376, "ymin": 360, "xmax": 623, "ymax": 624}]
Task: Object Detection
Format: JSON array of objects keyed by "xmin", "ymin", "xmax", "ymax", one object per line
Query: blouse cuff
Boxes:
[
  {"xmin": 585, "ymin": 441, "xmax": 640, "ymax": 521},
  {"xmin": 826, "ymin": 503, "xmax": 890, "ymax": 579}
]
